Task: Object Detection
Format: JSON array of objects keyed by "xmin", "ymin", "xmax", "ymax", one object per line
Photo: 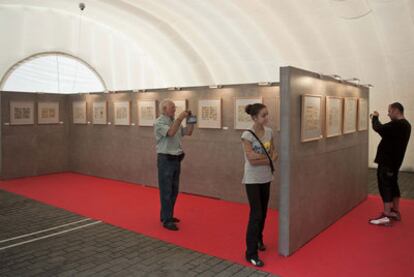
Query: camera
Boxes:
[{"xmin": 186, "ymin": 111, "xmax": 197, "ymax": 124}]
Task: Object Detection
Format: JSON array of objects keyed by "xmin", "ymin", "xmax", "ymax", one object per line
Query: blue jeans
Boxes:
[{"xmin": 157, "ymin": 154, "xmax": 181, "ymax": 223}]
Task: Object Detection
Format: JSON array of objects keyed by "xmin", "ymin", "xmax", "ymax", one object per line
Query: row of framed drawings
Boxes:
[
  {"xmin": 8, "ymin": 97, "xmax": 267, "ymax": 129},
  {"xmin": 9, "ymin": 101, "xmax": 60, "ymax": 125},
  {"xmin": 301, "ymin": 95, "xmax": 368, "ymax": 142},
  {"xmin": 74, "ymin": 98, "xmax": 263, "ymax": 129}
]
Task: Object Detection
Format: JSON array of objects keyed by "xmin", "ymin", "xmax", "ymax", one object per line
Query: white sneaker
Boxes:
[{"xmin": 368, "ymin": 213, "xmax": 392, "ymax": 226}]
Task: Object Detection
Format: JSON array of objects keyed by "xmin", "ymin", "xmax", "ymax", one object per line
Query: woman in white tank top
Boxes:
[{"xmin": 241, "ymin": 103, "xmax": 278, "ymax": 267}]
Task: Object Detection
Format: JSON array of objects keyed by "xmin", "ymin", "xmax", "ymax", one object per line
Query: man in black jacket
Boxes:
[{"xmin": 369, "ymin": 102, "xmax": 411, "ymax": 226}]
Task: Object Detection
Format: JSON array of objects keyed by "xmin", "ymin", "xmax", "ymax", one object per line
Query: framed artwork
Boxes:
[
  {"xmin": 358, "ymin": 98, "xmax": 368, "ymax": 131},
  {"xmin": 325, "ymin": 96, "xmax": 343, "ymax": 138},
  {"xmin": 343, "ymin": 97, "xmax": 358, "ymax": 134},
  {"xmin": 38, "ymin": 102, "xmax": 59, "ymax": 124},
  {"xmin": 301, "ymin": 95, "xmax": 323, "ymax": 142},
  {"xmin": 114, "ymin": 101, "xmax": 131, "ymax": 126},
  {"xmin": 173, "ymin": 100, "xmax": 187, "ymax": 127},
  {"xmin": 198, "ymin": 99, "xmax": 222, "ymax": 129},
  {"xmin": 10, "ymin": 101, "xmax": 34, "ymax": 125},
  {"xmin": 138, "ymin": 100, "xmax": 157, "ymax": 126},
  {"xmin": 73, "ymin": 101, "xmax": 87, "ymax": 124},
  {"xmin": 234, "ymin": 97, "xmax": 263, "ymax": 130},
  {"xmin": 93, "ymin": 101, "xmax": 107, "ymax": 125}
]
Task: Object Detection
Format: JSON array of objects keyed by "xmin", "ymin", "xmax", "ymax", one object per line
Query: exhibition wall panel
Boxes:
[
  {"xmin": 279, "ymin": 67, "xmax": 369, "ymax": 256},
  {"xmin": 1, "ymin": 92, "xmax": 69, "ymax": 179},
  {"xmin": 67, "ymin": 85, "xmax": 281, "ymax": 208}
]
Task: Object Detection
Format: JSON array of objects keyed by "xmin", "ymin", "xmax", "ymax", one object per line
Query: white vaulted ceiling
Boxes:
[{"xmin": 0, "ymin": 0, "xmax": 413, "ymax": 170}]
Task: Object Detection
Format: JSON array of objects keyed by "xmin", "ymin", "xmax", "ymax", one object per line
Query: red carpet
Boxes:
[{"xmin": 1, "ymin": 173, "xmax": 413, "ymax": 277}]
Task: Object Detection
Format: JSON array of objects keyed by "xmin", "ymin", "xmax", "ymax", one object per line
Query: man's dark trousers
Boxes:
[{"xmin": 157, "ymin": 154, "xmax": 181, "ymax": 223}]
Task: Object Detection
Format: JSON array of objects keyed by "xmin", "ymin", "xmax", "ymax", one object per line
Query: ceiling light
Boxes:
[
  {"xmin": 345, "ymin": 78, "xmax": 360, "ymax": 84},
  {"xmin": 209, "ymin": 85, "xmax": 223, "ymax": 89},
  {"xmin": 330, "ymin": 74, "xmax": 342, "ymax": 81},
  {"xmin": 258, "ymin": 82, "xmax": 271, "ymax": 86}
]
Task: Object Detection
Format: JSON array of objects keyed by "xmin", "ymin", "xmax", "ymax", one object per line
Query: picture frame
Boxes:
[
  {"xmin": 343, "ymin": 97, "xmax": 358, "ymax": 134},
  {"xmin": 138, "ymin": 100, "xmax": 157, "ymax": 127},
  {"xmin": 93, "ymin": 101, "xmax": 107, "ymax": 125},
  {"xmin": 358, "ymin": 98, "xmax": 368, "ymax": 131},
  {"xmin": 38, "ymin": 102, "xmax": 59, "ymax": 124},
  {"xmin": 234, "ymin": 97, "xmax": 263, "ymax": 130},
  {"xmin": 198, "ymin": 99, "xmax": 222, "ymax": 129},
  {"xmin": 114, "ymin": 101, "xmax": 131, "ymax": 126},
  {"xmin": 73, "ymin": 101, "xmax": 87, "ymax": 124},
  {"xmin": 301, "ymin": 94, "xmax": 323, "ymax": 142},
  {"xmin": 10, "ymin": 101, "xmax": 35, "ymax": 125},
  {"xmin": 325, "ymin": 96, "xmax": 343, "ymax": 138}
]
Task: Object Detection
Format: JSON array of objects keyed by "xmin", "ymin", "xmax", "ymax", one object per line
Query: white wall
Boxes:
[{"xmin": 0, "ymin": 0, "xmax": 413, "ymax": 170}]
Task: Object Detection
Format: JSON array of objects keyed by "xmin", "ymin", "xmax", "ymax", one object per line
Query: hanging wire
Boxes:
[{"xmin": 71, "ymin": 4, "xmax": 84, "ymax": 91}]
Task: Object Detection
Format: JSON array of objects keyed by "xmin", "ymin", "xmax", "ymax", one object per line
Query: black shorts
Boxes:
[{"xmin": 377, "ymin": 164, "xmax": 400, "ymax": 203}]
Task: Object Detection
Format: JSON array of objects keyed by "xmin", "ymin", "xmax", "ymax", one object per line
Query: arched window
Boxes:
[{"xmin": 1, "ymin": 52, "xmax": 106, "ymax": 93}]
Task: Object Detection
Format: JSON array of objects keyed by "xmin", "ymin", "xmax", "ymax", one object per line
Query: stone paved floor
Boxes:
[
  {"xmin": 0, "ymin": 191, "xmax": 275, "ymax": 277},
  {"xmin": 0, "ymin": 169, "xmax": 413, "ymax": 276}
]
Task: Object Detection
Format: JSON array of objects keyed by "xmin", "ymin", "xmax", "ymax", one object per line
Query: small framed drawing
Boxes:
[
  {"xmin": 343, "ymin": 97, "xmax": 358, "ymax": 134},
  {"xmin": 38, "ymin": 102, "xmax": 59, "ymax": 124},
  {"xmin": 73, "ymin": 101, "xmax": 87, "ymax": 124},
  {"xmin": 301, "ymin": 94, "xmax": 323, "ymax": 142},
  {"xmin": 358, "ymin": 98, "xmax": 368, "ymax": 131},
  {"xmin": 93, "ymin": 101, "xmax": 107, "ymax": 125},
  {"xmin": 173, "ymin": 100, "xmax": 187, "ymax": 127},
  {"xmin": 138, "ymin": 100, "xmax": 157, "ymax": 126},
  {"xmin": 10, "ymin": 101, "xmax": 35, "ymax": 125},
  {"xmin": 325, "ymin": 96, "xmax": 343, "ymax": 138},
  {"xmin": 114, "ymin": 101, "xmax": 131, "ymax": 126},
  {"xmin": 198, "ymin": 99, "xmax": 222, "ymax": 129},
  {"xmin": 234, "ymin": 97, "xmax": 263, "ymax": 130}
]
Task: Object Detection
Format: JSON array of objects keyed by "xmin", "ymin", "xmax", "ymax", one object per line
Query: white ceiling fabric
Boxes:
[{"xmin": 0, "ymin": 0, "xmax": 413, "ymax": 170}]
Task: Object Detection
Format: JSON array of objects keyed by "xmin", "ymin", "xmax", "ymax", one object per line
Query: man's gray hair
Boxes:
[{"xmin": 159, "ymin": 99, "xmax": 174, "ymax": 113}]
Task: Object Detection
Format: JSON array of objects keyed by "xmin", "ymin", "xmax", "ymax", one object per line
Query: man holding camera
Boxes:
[
  {"xmin": 154, "ymin": 99, "xmax": 195, "ymax": 231},
  {"xmin": 369, "ymin": 102, "xmax": 411, "ymax": 226}
]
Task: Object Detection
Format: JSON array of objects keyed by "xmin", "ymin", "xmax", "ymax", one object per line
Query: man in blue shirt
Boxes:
[{"xmin": 154, "ymin": 99, "xmax": 194, "ymax": 231}]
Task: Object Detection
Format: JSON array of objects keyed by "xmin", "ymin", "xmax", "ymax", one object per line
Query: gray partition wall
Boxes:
[
  {"xmin": 0, "ymin": 85, "xmax": 281, "ymax": 209},
  {"xmin": 1, "ymin": 92, "xmax": 69, "ymax": 179},
  {"xmin": 67, "ymin": 85, "xmax": 281, "ymax": 208},
  {"xmin": 279, "ymin": 66, "xmax": 369, "ymax": 256}
]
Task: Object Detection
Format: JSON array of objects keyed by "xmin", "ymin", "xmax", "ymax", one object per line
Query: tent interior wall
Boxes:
[
  {"xmin": 0, "ymin": 0, "xmax": 413, "ymax": 171},
  {"xmin": 0, "ymin": 0, "xmax": 411, "ymax": 260}
]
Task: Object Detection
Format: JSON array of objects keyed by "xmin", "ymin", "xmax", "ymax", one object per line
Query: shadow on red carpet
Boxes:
[{"xmin": 0, "ymin": 173, "xmax": 413, "ymax": 277}]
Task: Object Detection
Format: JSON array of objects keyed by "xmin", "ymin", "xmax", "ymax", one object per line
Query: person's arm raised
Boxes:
[
  {"xmin": 167, "ymin": 111, "xmax": 188, "ymax": 137},
  {"xmin": 371, "ymin": 111, "xmax": 393, "ymax": 137}
]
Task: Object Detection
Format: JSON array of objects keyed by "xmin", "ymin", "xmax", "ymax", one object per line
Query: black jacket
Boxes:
[{"xmin": 372, "ymin": 116, "xmax": 411, "ymax": 170}]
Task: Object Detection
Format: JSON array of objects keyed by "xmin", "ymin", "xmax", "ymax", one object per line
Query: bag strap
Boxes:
[{"xmin": 247, "ymin": 130, "xmax": 274, "ymax": 173}]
